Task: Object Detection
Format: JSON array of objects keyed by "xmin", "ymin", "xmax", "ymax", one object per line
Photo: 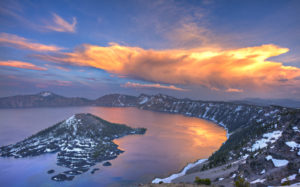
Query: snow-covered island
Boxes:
[{"xmin": 0, "ymin": 113, "xmax": 146, "ymax": 181}]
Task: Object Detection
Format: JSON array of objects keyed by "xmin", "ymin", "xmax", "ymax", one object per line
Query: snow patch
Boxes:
[
  {"xmin": 285, "ymin": 141, "xmax": 300, "ymax": 152},
  {"xmin": 293, "ymin": 126, "xmax": 300, "ymax": 133},
  {"xmin": 66, "ymin": 115, "xmax": 76, "ymax": 125},
  {"xmin": 250, "ymin": 178, "xmax": 266, "ymax": 184},
  {"xmin": 65, "ymin": 115, "xmax": 81, "ymax": 136},
  {"xmin": 152, "ymin": 159, "xmax": 207, "ymax": 183},
  {"xmin": 235, "ymin": 106, "xmax": 243, "ymax": 112},
  {"xmin": 40, "ymin": 92, "xmax": 52, "ymax": 97},
  {"xmin": 249, "ymin": 130, "xmax": 282, "ymax": 152},
  {"xmin": 281, "ymin": 174, "xmax": 297, "ymax": 183},
  {"xmin": 139, "ymin": 97, "xmax": 149, "ymax": 105},
  {"xmin": 265, "ymin": 155, "xmax": 289, "ymax": 167},
  {"xmin": 242, "ymin": 154, "xmax": 249, "ymax": 159}
]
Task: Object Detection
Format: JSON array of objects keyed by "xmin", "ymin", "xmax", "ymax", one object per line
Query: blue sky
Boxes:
[{"xmin": 0, "ymin": 0, "xmax": 300, "ymax": 100}]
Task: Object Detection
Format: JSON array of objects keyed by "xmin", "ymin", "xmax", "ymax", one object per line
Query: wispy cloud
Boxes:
[
  {"xmin": 122, "ymin": 82, "xmax": 188, "ymax": 91},
  {"xmin": 45, "ymin": 13, "xmax": 77, "ymax": 33},
  {"xmin": 34, "ymin": 43, "xmax": 300, "ymax": 94},
  {"xmin": 0, "ymin": 33, "xmax": 63, "ymax": 52},
  {"xmin": 0, "ymin": 60, "xmax": 47, "ymax": 71}
]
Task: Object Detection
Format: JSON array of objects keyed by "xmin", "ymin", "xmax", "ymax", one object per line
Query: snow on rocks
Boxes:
[
  {"xmin": 65, "ymin": 115, "xmax": 82, "ymax": 136},
  {"xmin": 248, "ymin": 130, "xmax": 282, "ymax": 152},
  {"xmin": 293, "ymin": 126, "xmax": 300, "ymax": 132},
  {"xmin": 265, "ymin": 155, "xmax": 289, "ymax": 167},
  {"xmin": 285, "ymin": 141, "xmax": 300, "ymax": 152},
  {"xmin": 250, "ymin": 178, "xmax": 266, "ymax": 184},
  {"xmin": 40, "ymin": 91, "xmax": 52, "ymax": 97},
  {"xmin": 235, "ymin": 106, "xmax": 243, "ymax": 112},
  {"xmin": 242, "ymin": 154, "xmax": 249, "ymax": 159},
  {"xmin": 139, "ymin": 97, "xmax": 149, "ymax": 105},
  {"xmin": 281, "ymin": 174, "xmax": 297, "ymax": 183}
]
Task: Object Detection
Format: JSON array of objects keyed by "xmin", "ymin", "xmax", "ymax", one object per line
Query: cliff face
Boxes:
[{"xmin": 134, "ymin": 94, "xmax": 282, "ymax": 133}]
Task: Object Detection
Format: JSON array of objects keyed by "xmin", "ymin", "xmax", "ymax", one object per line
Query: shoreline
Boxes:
[
  {"xmin": 152, "ymin": 159, "xmax": 207, "ymax": 183},
  {"xmin": 152, "ymin": 119, "xmax": 229, "ymax": 184}
]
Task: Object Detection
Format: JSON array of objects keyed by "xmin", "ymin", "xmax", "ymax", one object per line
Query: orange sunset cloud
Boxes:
[
  {"xmin": 34, "ymin": 43, "xmax": 300, "ymax": 92},
  {"xmin": 0, "ymin": 60, "xmax": 47, "ymax": 71},
  {"xmin": 0, "ymin": 33, "xmax": 63, "ymax": 52}
]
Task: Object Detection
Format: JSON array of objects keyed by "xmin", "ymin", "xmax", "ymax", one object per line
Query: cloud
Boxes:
[
  {"xmin": 225, "ymin": 88, "xmax": 244, "ymax": 93},
  {"xmin": 0, "ymin": 33, "xmax": 63, "ymax": 52},
  {"xmin": 122, "ymin": 82, "xmax": 188, "ymax": 91},
  {"xmin": 45, "ymin": 13, "xmax": 77, "ymax": 33},
  {"xmin": 0, "ymin": 60, "xmax": 47, "ymax": 71},
  {"xmin": 34, "ymin": 43, "xmax": 300, "ymax": 93}
]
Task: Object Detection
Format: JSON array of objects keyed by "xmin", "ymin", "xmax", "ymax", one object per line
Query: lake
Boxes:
[{"xmin": 0, "ymin": 106, "xmax": 226, "ymax": 187}]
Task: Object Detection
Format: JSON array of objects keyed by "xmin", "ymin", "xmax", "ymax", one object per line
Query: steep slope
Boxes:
[
  {"xmin": 0, "ymin": 113, "xmax": 146, "ymax": 181},
  {"xmin": 171, "ymin": 111, "xmax": 300, "ymax": 186},
  {"xmin": 133, "ymin": 94, "xmax": 299, "ymax": 185}
]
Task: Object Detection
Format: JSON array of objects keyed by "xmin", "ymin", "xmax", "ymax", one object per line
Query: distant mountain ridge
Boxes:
[
  {"xmin": 1, "ymin": 92, "xmax": 299, "ymax": 109},
  {"xmin": 0, "ymin": 91, "xmax": 92, "ymax": 108},
  {"xmin": 231, "ymin": 98, "xmax": 300, "ymax": 109}
]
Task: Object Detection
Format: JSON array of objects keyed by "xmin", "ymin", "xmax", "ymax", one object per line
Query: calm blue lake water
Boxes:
[{"xmin": 0, "ymin": 106, "xmax": 226, "ymax": 187}]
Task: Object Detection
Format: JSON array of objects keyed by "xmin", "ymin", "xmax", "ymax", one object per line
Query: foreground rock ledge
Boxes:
[{"xmin": 0, "ymin": 113, "xmax": 146, "ymax": 181}]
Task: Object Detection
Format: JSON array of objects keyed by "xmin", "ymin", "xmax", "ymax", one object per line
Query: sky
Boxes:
[{"xmin": 0, "ymin": 0, "xmax": 300, "ymax": 100}]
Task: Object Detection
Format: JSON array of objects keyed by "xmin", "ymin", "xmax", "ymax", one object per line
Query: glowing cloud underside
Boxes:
[{"xmin": 36, "ymin": 43, "xmax": 300, "ymax": 92}]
